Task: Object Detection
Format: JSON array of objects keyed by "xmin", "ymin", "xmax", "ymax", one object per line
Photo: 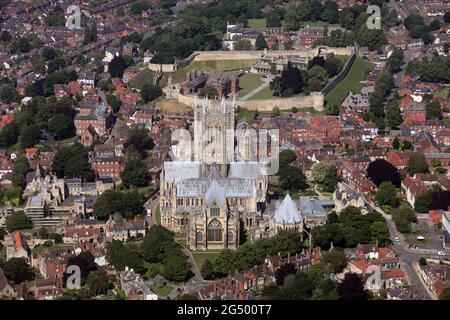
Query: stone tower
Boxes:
[{"xmin": 193, "ymin": 95, "xmax": 235, "ymax": 177}]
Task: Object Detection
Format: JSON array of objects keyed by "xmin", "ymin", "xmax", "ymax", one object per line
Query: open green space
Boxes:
[
  {"xmin": 435, "ymin": 86, "xmax": 449, "ymax": 99},
  {"xmin": 163, "ymin": 59, "xmax": 258, "ymax": 85},
  {"xmin": 300, "ymin": 20, "xmax": 340, "ymax": 28},
  {"xmin": 155, "ymin": 204, "xmax": 161, "ymax": 225},
  {"xmin": 150, "ymin": 284, "xmax": 174, "ymax": 296},
  {"xmin": 325, "ymin": 56, "xmax": 374, "ymax": 107},
  {"xmin": 128, "ymin": 68, "xmax": 156, "ymax": 90},
  {"xmin": 191, "ymin": 251, "xmax": 221, "ymax": 269},
  {"xmin": 248, "ymin": 18, "xmax": 267, "ymax": 28},
  {"xmin": 249, "ymin": 85, "xmax": 275, "ymax": 100},
  {"xmin": 237, "ymin": 73, "xmax": 264, "ymax": 98}
]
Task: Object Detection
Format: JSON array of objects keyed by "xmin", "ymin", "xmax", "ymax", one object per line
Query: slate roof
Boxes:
[{"xmin": 274, "ymin": 193, "xmax": 302, "ymax": 224}]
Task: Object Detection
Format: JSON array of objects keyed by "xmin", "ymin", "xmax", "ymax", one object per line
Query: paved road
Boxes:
[{"xmin": 371, "ymin": 203, "xmax": 450, "ymax": 300}]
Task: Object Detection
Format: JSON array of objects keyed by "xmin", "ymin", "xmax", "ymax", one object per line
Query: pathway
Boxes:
[{"xmin": 240, "ymin": 77, "xmax": 271, "ymax": 101}]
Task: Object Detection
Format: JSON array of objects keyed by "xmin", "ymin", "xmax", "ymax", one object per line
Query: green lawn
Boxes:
[
  {"xmin": 155, "ymin": 204, "xmax": 161, "ymax": 225},
  {"xmin": 150, "ymin": 284, "xmax": 174, "ymax": 296},
  {"xmin": 435, "ymin": 86, "xmax": 449, "ymax": 99},
  {"xmin": 325, "ymin": 56, "xmax": 374, "ymax": 107},
  {"xmin": 191, "ymin": 251, "xmax": 221, "ymax": 269},
  {"xmin": 128, "ymin": 68, "xmax": 156, "ymax": 90},
  {"xmin": 237, "ymin": 73, "xmax": 264, "ymax": 98},
  {"xmin": 248, "ymin": 18, "xmax": 267, "ymax": 28},
  {"xmin": 165, "ymin": 59, "xmax": 258, "ymax": 85},
  {"xmin": 300, "ymin": 21, "xmax": 340, "ymax": 28},
  {"xmin": 249, "ymin": 85, "xmax": 275, "ymax": 100}
]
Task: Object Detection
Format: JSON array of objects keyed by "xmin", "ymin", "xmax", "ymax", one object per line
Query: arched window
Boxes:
[
  {"xmin": 227, "ymin": 231, "xmax": 234, "ymax": 243},
  {"xmin": 196, "ymin": 232, "xmax": 203, "ymax": 242},
  {"xmin": 207, "ymin": 219, "xmax": 222, "ymax": 242}
]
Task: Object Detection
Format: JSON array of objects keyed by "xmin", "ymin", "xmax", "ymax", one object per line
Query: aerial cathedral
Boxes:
[{"xmin": 159, "ymin": 96, "xmax": 269, "ymax": 250}]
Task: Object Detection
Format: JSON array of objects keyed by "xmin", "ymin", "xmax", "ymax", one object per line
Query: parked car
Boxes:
[{"xmin": 437, "ymin": 251, "xmax": 446, "ymax": 256}]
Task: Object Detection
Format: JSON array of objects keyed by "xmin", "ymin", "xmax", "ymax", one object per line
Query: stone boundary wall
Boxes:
[
  {"xmin": 148, "ymin": 47, "xmax": 354, "ymax": 72},
  {"xmin": 174, "ymin": 92, "xmax": 324, "ymax": 112},
  {"xmin": 321, "ymin": 53, "xmax": 357, "ymax": 96}
]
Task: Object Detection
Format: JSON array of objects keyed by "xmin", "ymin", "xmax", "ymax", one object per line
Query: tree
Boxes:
[
  {"xmin": 444, "ymin": 12, "xmax": 450, "ymax": 24},
  {"xmin": 12, "ymin": 156, "xmax": 29, "ymax": 190},
  {"xmin": 308, "ymin": 66, "xmax": 329, "ymax": 91},
  {"xmin": 255, "ymin": 34, "xmax": 268, "ymax": 50},
  {"xmin": 428, "ymin": 19, "xmax": 441, "ymax": 31},
  {"xmin": 121, "ymin": 159, "xmax": 151, "ymax": 188},
  {"xmin": 270, "ymin": 66, "xmax": 304, "ymax": 97},
  {"xmin": 274, "ymin": 263, "xmax": 296, "ymax": 285},
  {"xmin": 109, "ymin": 56, "xmax": 128, "ymax": 78},
  {"xmin": 414, "ymin": 190, "xmax": 433, "ymax": 213},
  {"xmin": 375, "ymin": 181, "xmax": 399, "ymax": 207},
  {"xmin": 367, "ymin": 159, "xmax": 401, "ymax": 187},
  {"xmin": 6, "ymin": 211, "xmax": 32, "ymax": 232},
  {"xmin": 0, "ymin": 122, "xmax": 20, "ymax": 147},
  {"xmin": 141, "ymin": 83, "xmax": 162, "ymax": 103},
  {"xmin": 272, "ymin": 106, "xmax": 280, "ymax": 116},
  {"xmin": 337, "ymin": 273, "xmax": 369, "ymax": 300},
  {"xmin": 385, "ymin": 98, "xmax": 402, "ymax": 129},
  {"xmin": 106, "ymin": 241, "xmax": 144, "ymax": 273},
  {"xmin": 387, "ymin": 47, "xmax": 404, "ymax": 72},
  {"xmin": 419, "ymin": 257, "xmax": 427, "ymax": 266},
  {"xmin": 38, "ymin": 227, "xmax": 49, "ymax": 239},
  {"xmin": 106, "ymin": 94, "xmax": 122, "ymax": 113},
  {"xmin": 86, "ymin": 270, "xmax": 111, "ymax": 297},
  {"xmin": 20, "ymin": 124, "xmax": 41, "ymax": 148},
  {"xmin": 425, "ymin": 101, "xmax": 442, "ymax": 120},
  {"xmin": 0, "ymin": 31, "xmax": 11, "ymax": 42},
  {"xmin": 3, "ymin": 258, "xmax": 34, "ymax": 284},
  {"xmin": 392, "ymin": 207, "xmax": 417, "ymax": 233},
  {"xmin": 234, "ymin": 39, "xmax": 253, "ymax": 51},
  {"xmin": 312, "ymin": 223, "xmax": 346, "ymax": 249},
  {"xmin": 322, "ymin": 248, "xmax": 347, "ymax": 273},
  {"xmin": 279, "ymin": 165, "xmax": 308, "ymax": 191},
  {"xmin": 201, "ymin": 259, "xmax": 215, "ymax": 280},
  {"xmin": 124, "ymin": 125, "xmax": 154, "ymax": 158},
  {"xmin": 162, "ymin": 254, "xmax": 190, "ymax": 282},
  {"xmin": 407, "ymin": 153, "xmax": 429, "ymax": 176},
  {"xmin": 48, "ymin": 114, "xmax": 75, "ymax": 140},
  {"xmin": 52, "ymin": 144, "xmax": 93, "ymax": 180},
  {"xmin": 429, "ymin": 191, "xmax": 450, "ymax": 211},
  {"xmin": 370, "ymin": 221, "xmax": 390, "ymax": 246},
  {"xmin": 93, "ymin": 190, "xmax": 143, "ymax": 219},
  {"xmin": 439, "ymin": 287, "xmax": 450, "ymax": 300}
]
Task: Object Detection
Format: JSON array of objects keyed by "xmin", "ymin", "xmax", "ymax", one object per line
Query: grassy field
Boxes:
[
  {"xmin": 151, "ymin": 284, "xmax": 174, "ymax": 296},
  {"xmin": 300, "ymin": 21, "xmax": 340, "ymax": 28},
  {"xmin": 153, "ymin": 98, "xmax": 192, "ymax": 114},
  {"xmin": 155, "ymin": 204, "xmax": 161, "ymax": 225},
  {"xmin": 325, "ymin": 56, "xmax": 374, "ymax": 107},
  {"xmin": 435, "ymin": 86, "xmax": 449, "ymax": 99},
  {"xmin": 248, "ymin": 18, "xmax": 267, "ymax": 28},
  {"xmin": 191, "ymin": 251, "xmax": 221, "ymax": 269},
  {"xmin": 237, "ymin": 73, "xmax": 264, "ymax": 98},
  {"xmin": 250, "ymin": 85, "xmax": 275, "ymax": 100},
  {"xmin": 129, "ymin": 68, "xmax": 156, "ymax": 90},
  {"xmin": 165, "ymin": 59, "xmax": 258, "ymax": 84}
]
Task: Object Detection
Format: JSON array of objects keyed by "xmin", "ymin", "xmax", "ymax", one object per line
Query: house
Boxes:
[
  {"xmin": 80, "ymin": 125, "xmax": 99, "ymax": 146},
  {"xmin": 63, "ymin": 227, "xmax": 101, "ymax": 244},
  {"xmin": 386, "ymin": 151, "xmax": 412, "ymax": 168},
  {"xmin": 74, "ymin": 103, "xmax": 113, "ymax": 138},
  {"xmin": 0, "ymin": 267, "xmax": 15, "ymax": 298},
  {"xmin": 5, "ymin": 231, "xmax": 30, "ymax": 262},
  {"xmin": 402, "ymin": 175, "xmax": 428, "ymax": 207},
  {"xmin": 35, "ymin": 279, "xmax": 62, "ymax": 300},
  {"xmin": 105, "ymin": 217, "xmax": 146, "ymax": 241},
  {"xmin": 120, "ymin": 268, "xmax": 157, "ymax": 300},
  {"xmin": 299, "ymin": 26, "xmax": 325, "ymax": 47},
  {"xmin": 90, "ymin": 156, "xmax": 125, "ymax": 181}
]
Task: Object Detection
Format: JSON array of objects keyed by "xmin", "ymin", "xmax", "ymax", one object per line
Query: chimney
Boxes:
[
  {"xmin": 191, "ymin": 69, "xmax": 196, "ymax": 79},
  {"xmin": 186, "ymin": 72, "xmax": 191, "ymax": 81}
]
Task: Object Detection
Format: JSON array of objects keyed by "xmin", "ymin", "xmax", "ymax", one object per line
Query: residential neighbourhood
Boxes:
[{"xmin": 0, "ymin": 0, "xmax": 449, "ymax": 304}]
